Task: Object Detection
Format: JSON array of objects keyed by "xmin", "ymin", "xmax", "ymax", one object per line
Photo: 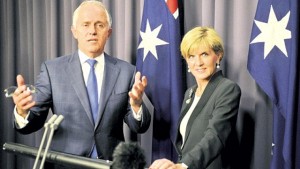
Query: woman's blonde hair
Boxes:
[{"xmin": 180, "ymin": 27, "xmax": 224, "ymax": 60}]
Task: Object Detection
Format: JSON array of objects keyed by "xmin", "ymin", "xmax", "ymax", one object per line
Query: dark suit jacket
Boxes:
[
  {"xmin": 15, "ymin": 52, "xmax": 151, "ymax": 162},
  {"xmin": 176, "ymin": 71, "xmax": 241, "ymax": 169}
]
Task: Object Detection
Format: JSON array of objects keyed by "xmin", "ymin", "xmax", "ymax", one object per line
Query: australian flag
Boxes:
[
  {"xmin": 136, "ymin": 0, "xmax": 184, "ymax": 162},
  {"xmin": 247, "ymin": 0, "xmax": 300, "ymax": 168}
]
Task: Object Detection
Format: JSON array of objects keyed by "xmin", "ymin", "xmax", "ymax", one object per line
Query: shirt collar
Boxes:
[{"xmin": 78, "ymin": 50, "xmax": 104, "ymax": 65}]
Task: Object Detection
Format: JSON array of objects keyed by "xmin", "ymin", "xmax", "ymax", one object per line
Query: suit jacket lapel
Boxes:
[
  {"xmin": 180, "ymin": 71, "xmax": 223, "ymax": 148},
  {"xmin": 65, "ymin": 52, "xmax": 94, "ymax": 126},
  {"xmin": 95, "ymin": 54, "xmax": 120, "ymax": 127},
  {"xmin": 179, "ymin": 86, "xmax": 197, "ymax": 121},
  {"xmin": 175, "ymin": 86, "xmax": 196, "ymax": 151}
]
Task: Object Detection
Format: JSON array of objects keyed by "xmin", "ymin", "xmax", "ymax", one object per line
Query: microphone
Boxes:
[
  {"xmin": 33, "ymin": 114, "xmax": 58, "ymax": 169},
  {"xmin": 39, "ymin": 115, "xmax": 64, "ymax": 169},
  {"xmin": 51, "ymin": 115, "xmax": 64, "ymax": 130},
  {"xmin": 110, "ymin": 142, "xmax": 146, "ymax": 169}
]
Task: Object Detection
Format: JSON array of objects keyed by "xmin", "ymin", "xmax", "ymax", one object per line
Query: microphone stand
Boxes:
[
  {"xmin": 33, "ymin": 114, "xmax": 58, "ymax": 169},
  {"xmin": 3, "ymin": 142, "xmax": 112, "ymax": 169},
  {"xmin": 39, "ymin": 115, "xmax": 64, "ymax": 169}
]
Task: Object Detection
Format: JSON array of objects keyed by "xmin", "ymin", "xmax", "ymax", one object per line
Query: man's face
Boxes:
[{"xmin": 71, "ymin": 4, "xmax": 112, "ymax": 58}]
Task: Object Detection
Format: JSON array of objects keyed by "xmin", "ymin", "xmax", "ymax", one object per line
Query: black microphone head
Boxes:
[{"xmin": 111, "ymin": 142, "xmax": 146, "ymax": 169}]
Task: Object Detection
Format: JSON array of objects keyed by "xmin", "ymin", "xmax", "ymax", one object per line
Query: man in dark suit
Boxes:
[{"xmin": 12, "ymin": 0, "xmax": 151, "ymax": 167}]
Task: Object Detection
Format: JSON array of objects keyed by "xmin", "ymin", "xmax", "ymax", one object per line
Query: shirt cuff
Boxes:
[
  {"xmin": 14, "ymin": 106, "xmax": 30, "ymax": 129},
  {"xmin": 131, "ymin": 106, "xmax": 143, "ymax": 121},
  {"xmin": 181, "ymin": 163, "xmax": 188, "ymax": 168}
]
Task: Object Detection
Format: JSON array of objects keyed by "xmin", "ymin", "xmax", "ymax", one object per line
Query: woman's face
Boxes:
[{"xmin": 186, "ymin": 45, "xmax": 220, "ymax": 83}]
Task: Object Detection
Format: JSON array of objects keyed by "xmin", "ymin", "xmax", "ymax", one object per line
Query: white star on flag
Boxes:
[
  {"xmin": 138, "ymin": 19, "xmax": 169, "ymax": 61},
  {"xmin": 250, "ymin": 5, "xmax": 291, "ymax": 59}
]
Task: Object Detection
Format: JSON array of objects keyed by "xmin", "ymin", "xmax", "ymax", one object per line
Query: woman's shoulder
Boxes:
[{"xmin": 217, "ymin": 77, "xmax": 241, "ymax": 97}]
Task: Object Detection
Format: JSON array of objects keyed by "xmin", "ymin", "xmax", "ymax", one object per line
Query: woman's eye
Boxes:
[{"xmin": 201, "ymin": 53, "xmax": 208, "ymax": 57}]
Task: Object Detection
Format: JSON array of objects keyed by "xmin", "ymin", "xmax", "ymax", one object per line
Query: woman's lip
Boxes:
[{"xmin": 195, "ymin": 68, "xmax": 205, "ymax": 72}]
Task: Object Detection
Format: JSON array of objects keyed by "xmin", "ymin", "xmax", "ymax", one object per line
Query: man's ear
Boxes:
[
  {"xmin": 71, "ymin": 26, "xmax": 78, "ymax": 39},
  {"xmin": 107, "ymin": 28, "xmax": 112, "ymax": 38}
]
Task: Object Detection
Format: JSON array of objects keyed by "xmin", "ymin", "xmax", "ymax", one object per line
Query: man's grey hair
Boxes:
[{"xmin": 72, "ymin": 0, "xmax": 112, "ymax": 28}]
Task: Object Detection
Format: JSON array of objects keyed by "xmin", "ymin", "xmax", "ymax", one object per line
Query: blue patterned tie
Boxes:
[
  {"xmin": 86, "ymin": 59, "xmax": 98, "ymax": 158},
  {"xmin": 86, "ymin": 59, "xmax": 98, "ymax": 123}
]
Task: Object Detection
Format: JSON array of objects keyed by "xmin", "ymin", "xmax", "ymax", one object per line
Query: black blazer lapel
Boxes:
[
  {"xmin": 175, "ymin": 86, "xmax": 196, "ymax": 153},
  {"xmin": 179, "ymin": 86, "xmax": 197, "ymax": 122},
  {"xmin": 181, "ymin": 71, "xmax": 223, "ymax": 148}
]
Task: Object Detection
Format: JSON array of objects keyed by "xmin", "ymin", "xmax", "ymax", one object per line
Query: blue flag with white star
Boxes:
[
  {"xmin": 247, "ymin": 0, "xmax": 300, "ymax": 168},
  {"xmin": 136, "ymin": 0, "xmax": 184, "ymax": 162}
]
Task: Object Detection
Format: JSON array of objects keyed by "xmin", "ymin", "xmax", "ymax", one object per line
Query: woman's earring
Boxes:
[
  {"xmin": 216, "ymin": 63, "xmax": 220, "ymax": 69},
  {"xmin": 188, "ymin": 68, "xmax": 191, "ymax": 72}
]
